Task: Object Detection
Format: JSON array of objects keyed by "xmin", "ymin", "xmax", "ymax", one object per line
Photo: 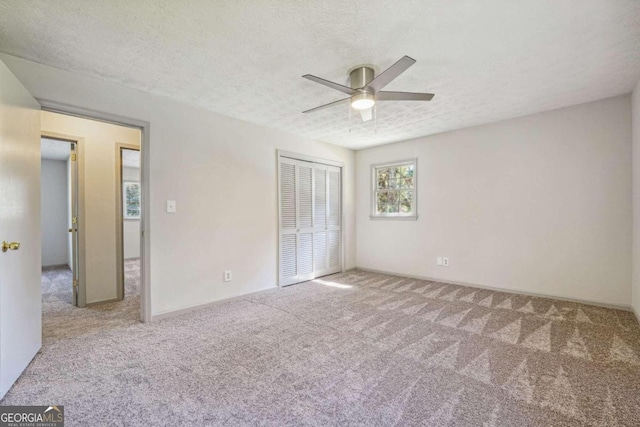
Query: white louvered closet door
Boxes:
[
  {"xmin": 327, "ymin": 165, "xmax": 341, "ymax": 271},
  {"xmin": 279, "ymin": 156, "xmax": 342, "ymax": 287},
  {"xmin": 313, "ymin": 164, "xmax": 328, "ymax": 274},
  {"xmin": 279, "ymin": 158, "xmax": 298, "ymax": 286},
  {"xmin": 296, "ymin": 161, "xmax": 315, "ymax": 282}
]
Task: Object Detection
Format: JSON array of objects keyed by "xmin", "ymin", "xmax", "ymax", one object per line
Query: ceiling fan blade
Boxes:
[
  {"xmin": 302, "ymin": 74, "xmax": 357, "ymax": 95},
  {"xmin": 359, "ymin": 108, "xmax": 373, "ymax": 122},
  {"xmin": 365, "ymin": 56, "xmax": 416, "ymax": 92},
  {"xmin": 376, "ymin": 91, "xmax": 435, "ymax": 101},
  {"xmin": 302, "ymin": 98, "xmax": 350, "ymax": 114}
]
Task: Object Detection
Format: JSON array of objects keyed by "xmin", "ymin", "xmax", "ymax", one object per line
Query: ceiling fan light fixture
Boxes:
[{"xmin": 351, "ymin": 92, "xmax": 375, "ymax": 110}]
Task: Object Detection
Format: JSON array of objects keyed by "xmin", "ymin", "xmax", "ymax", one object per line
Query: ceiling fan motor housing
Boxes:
[
  {"xmin": 349, "ymin": 67, "xmax": 376, "ymax": 110},
  {"xmin": 349, "ymin": 66, "xmax": 375, "ymax": 90}
]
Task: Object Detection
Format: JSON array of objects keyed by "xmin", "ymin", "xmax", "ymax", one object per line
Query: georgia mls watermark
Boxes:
[{"xmin": 0, "ymin": 406, "xmax": 64, "ymax": 427}]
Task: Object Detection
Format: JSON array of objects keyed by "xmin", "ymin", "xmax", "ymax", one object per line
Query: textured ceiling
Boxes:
[
  {"xmin": 41, "ymin": 137, "xmax": 70, "ymax": 161},
  {"xmin": 3, "ymin": 1, "xmax": 640, "ymax": 149}
]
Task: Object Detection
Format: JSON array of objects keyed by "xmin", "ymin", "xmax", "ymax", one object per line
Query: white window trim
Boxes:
[{"xmin": 370, "ymin": 158, "xmax": 418, "ymax": 220}]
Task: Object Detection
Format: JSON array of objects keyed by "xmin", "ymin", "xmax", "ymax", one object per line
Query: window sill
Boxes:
[{"xmin": 370, "ymin": 215, "xmax": 418, "ymax": 221}]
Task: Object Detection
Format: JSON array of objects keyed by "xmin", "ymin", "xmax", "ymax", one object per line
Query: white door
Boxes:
[
  {"xmin": 326, "ymin": 165, "xmax": 341, "ymax": 272},
  {"xmin": 296, "ymin": 161, "xmax": 315, "ymax": 282},
  {"xmin": 312, "ymin": 164, "xmax": 328, "ymax": 274},
  {"xmin": 278, "ymin": 155, "xmax": 342, "ymax": 287},
  {"xmin": 69, "ymin": 143, "xmax": 80, "ymax": 306},
  {"xmin": 0, "ymin": 60, "xmax": 42, "ymax": 399}
]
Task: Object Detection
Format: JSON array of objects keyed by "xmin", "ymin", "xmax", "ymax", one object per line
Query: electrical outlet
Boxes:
[
  {"xmin": 224, "ymin": 270, "xmax": 232, "ymax": 282},
  {"xmin": 166, "ymin": 200, "xmax": 176, "ymax": 213},
  {"xmin": 442, "ymin": 257, "xmax": 449, "ymax": 267},
  {"xmin": 437, "ymin": 257, "xmax": 443, "ymax": 266}
]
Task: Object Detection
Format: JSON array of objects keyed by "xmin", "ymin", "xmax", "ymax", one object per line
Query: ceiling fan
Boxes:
[{"xmin": 302, "ymin": 55, "xmax": 434, "ymax": 122}]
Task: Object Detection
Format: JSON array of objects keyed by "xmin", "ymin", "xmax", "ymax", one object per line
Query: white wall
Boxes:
[
  {"xmin": 40, "ymin": 159, "xmax": 68, "ymax": 267},
  {"xmin": 123, "ymin": 166, "xmax": 140, "ymax": 259},
  {"xmin": 41, "ymin": 112, "xmax": 141, "ymax": 304},
  {"xmin": 356, "ymin": 95, "xmax": 632, "ymax": 307},
  {"xmin": 632, "ymin": 80, "xmax": 640, "ymax": 317},
  {"xmin": 0, "ymin": 54, "xmax": 356, "ymax": 317}
]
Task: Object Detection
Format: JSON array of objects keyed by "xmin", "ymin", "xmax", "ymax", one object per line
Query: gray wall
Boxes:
[
  {"xmin": 356, "ymin": 95, "xmax": 632, "ymax": 307},
  {"xmin": 123, "ymin": 166, "xmax": 140, "ymax": 259},
  {"xmin": 41, "ymin": 159, "xmax": 68, "ymax": 267}
]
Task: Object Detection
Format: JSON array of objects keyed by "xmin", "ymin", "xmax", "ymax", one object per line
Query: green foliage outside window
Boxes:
[
  {"xmin": 375, "ymin": 163, "xmax": 414, "ymax": 215},
  {"xmin": 124, "ymin": 182, "xmax": 141, "ymax": 219}
]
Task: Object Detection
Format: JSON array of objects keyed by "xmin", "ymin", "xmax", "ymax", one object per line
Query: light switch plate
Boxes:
[{"xmin": 166, "ymin": 200, "xmax": 176, "ymax": 213}]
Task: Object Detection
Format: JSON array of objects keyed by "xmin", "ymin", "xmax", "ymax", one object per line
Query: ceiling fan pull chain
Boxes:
[{"xmin": 374, "ymin": 104, "xmax": 377, "ymax": 133}]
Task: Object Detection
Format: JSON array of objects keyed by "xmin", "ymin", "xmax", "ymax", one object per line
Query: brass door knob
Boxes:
[{"xmin": 2, "ymin": 241, "xmax": 20, "ymax": 253}]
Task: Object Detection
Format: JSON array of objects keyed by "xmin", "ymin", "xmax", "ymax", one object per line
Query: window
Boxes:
[
  {"xmin": 123, "ymin": 181, "xmax": 141, "ymax": 219},
  {"xmin": 371, "ymin": 159, "xmax": 417, "ymax": 219}
]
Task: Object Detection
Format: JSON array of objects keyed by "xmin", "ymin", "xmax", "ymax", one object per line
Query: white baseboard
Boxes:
[
  {"xmin": 151, "ymin": 285, "xmax": 277, "ymax": 321},
  {"xmin": 353, "ymin": 267, "xmax": 632, "ymax": 312},
  {"xmin": 633, "ymin": 307, "xmax": 640, "ymax": 325},
  {"xmin": 41, "ymin": 264, "xmax": 69, "ymax": 271},
  {"xmin": 86, "ymin": 297, "xmax": 120, "ymax": 306}
]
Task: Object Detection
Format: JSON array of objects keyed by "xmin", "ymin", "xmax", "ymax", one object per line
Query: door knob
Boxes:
[{"xmin": 2, "ymin": 241, "xmax": 20, "ymax": 253}]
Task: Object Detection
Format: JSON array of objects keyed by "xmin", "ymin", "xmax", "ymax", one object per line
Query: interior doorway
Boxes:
[
  {"xmin": 39, "ymin": 109, "xmax": 147, "ymax": 323},
  {"xmin": 40, "ymin": 137, "xmax": 80, "ymax": 306},
  {"xmin": 116, "ymin": 145, "xmax": 141, "ymax": 301}
]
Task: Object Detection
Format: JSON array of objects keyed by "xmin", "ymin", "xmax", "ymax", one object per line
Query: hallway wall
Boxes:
[{"xmin": 41, "ymin": 159, "xmax": 68, "ymax": 267}]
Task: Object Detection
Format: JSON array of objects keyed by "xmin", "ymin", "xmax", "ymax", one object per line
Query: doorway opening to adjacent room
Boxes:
[
  {"xmin": 40, "ymin": 136, "xmax": 81, "ymax": 306},
  {"xmin": 277, "ymin": 151, "xmax": 344, "ymax": 287},
  {"xmin": 38, "ymin": 107, "xmax": 150, "ymax": 322},
  {"xmin": 116, "ymin": 145, "xmax": 141, "ymax": 302}
]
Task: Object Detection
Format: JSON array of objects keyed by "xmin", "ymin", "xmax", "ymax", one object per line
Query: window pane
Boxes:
[
  {"xmin": 387, "ymin": 191, "xmax": 398, "ymax": 204},
  {"xmin": 376, "ymin": 192, "xmax": 388, "ymax": 213},
  {"xmin": 399, "ymin": 190, "xmax": 412, "ymax": 213},
  {"xmin": 124, "ymin": 182, "xmax": 141, "ymax": 218},
  {"xmin": 376, "ymin": 168, "xmax": 389, "ymax": 189},
  {"xmin": 397, "ymin": 165, "xmax": 414, "ymax": 178},
  {"xmin": 398, "ymin": 177, "xmax": 413, "ymax": 189}
]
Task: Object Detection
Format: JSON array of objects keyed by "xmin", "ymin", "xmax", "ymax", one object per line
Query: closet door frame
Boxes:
[{"xmin": 277, "ymin": 150, "xmax": 345, "ymax": 288}]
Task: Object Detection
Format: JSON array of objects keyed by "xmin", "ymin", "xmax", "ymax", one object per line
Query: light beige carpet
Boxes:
[{"xmin": 2, "ymin": 267, "xmax": 639, "ymax": 426}]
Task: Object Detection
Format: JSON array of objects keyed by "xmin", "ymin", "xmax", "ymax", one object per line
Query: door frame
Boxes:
[
  {"xmin": 41, "ymin": 131, "xmax": 87, "ymax": 307},
  {"xmin": 276, "ymin": 150, "xmax": 345, "ymax": 288},
  {"xmin": 38, "ymin": 100, "xmax": 152, "ymax": 323},
  {"xmin": 115, "ymin": 143, "xmax": 141, "ymax": 301}
]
